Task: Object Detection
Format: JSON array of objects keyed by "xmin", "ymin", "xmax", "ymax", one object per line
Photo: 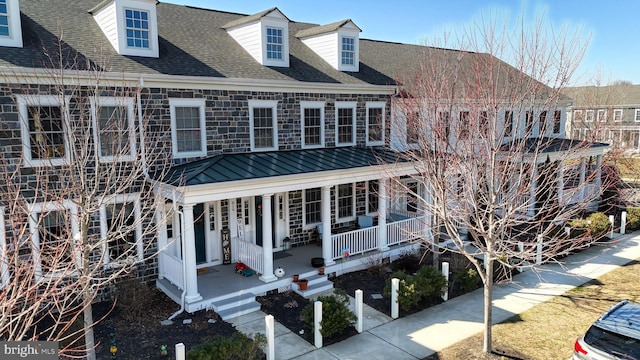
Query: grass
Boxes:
[{"xmin": 424, "ymin": 258, "xmax": 640, "ymax": 360}]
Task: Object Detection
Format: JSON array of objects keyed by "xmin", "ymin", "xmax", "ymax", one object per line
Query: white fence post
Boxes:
[
  {"xmin": 314, "ymin": 301, "xmax": 323, "ymax": 348},
  {"xmin": 391, "ymin": 278, "xmax": 399, "ymax": 319},
  {"xmin": 441, "ymin": 262, "xmax": 449, "ymax": 301},
  {"xmin": 265, "ymin": 315, "xmax": 275, "ymax": 360},
  {"xmin": 355, "ymin": 289, "xmax": 363, "ymax": 333},
  {"xmin": 564, "ymin": 227, "xmax": 571, "ymax": 237},
  {"xmin": 609, "ymin": 215, "xmax": 615, "ymax": 238},
  {"xmin": 536, "ymin": 235, "xmax": 543, "ymax": 265},
  {"xmin": 621, "ymin": 211, "xmax": 627, "ymax": 235},
  {"xmin": 175, "ymin": 343, "xmax": 185, "ymax": 360}
]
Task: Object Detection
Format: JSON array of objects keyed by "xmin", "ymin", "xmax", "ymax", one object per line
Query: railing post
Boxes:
[
  {"xmin": 355, "ymin": 290, "xmax": 363, "ymax": 333},
  {"xmin": 175, "ymin": 343, "xmax": 185, "ymax": 360},
  {"xmin": 265, "ymin": 315, "xmax": 275, "ymax": 360},
  {"xmin": 441, "ymin": 262, "xmax": 449, "ymax": 301},
  {"xmin": 314, "ymin": 301, "xmax": 323, "ymax": 348},
  {"xmin": 391, "ymin": 278, "xmax": 399, "ymax": 319}
]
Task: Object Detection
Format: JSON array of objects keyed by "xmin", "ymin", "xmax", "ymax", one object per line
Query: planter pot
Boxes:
[
  {"xmin": 298, "ymin": 279, "xmax": 309, "ymax": 291},
  {"xmin": 311, "ymin": 257, "xmax": 324, "ymax": 268},
  {"xmin": 318, "ymin": 267, "xmax": 325, "ymax": 275},
  {"xmin": 292, "ymin": 274, "xmax": 299, "ymax": 282}
]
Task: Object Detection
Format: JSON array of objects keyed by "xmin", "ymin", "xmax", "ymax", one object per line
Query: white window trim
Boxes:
[
  {"xmin": 265, "ymin": 26, "xmax": 284, "ymax": 61},
  {"xmin": 597, "ymin": 109, "xmax": 607, "ymax": 122},
  {"xmin": 91, "ymin": 97, "xmax": 136, "ymax": 162},
  {"xmin": 0, "ymin": 0, "xmax": 23, "ymax": 48},
  {"xmin": 613, "ymin": 109, "xmax": 623, "ymax": 122},
  {"xmin": 573, "ymin": 109, "xmax": 583, "ymax": 120},
  {"xmin": 28, "ymin": 200, "xmax": 79, "ymax": 281},
  {"xmin": 335, "ymin": 102, "xmax": 357, "ymax": 146},
  {"xmin": 17, "ymin": 95, "xmax": 71, "ymax": 167},
  {"xmin": 169, "ymin": 98, "xmax": 207, "ymax": 158},
  {"xmin": 636, "ymin": 109, "xmax": 640, "ymax": 122},
  {"xmin": 300, "ymin": 101, "xmax": 325, "ymax": 149},
  {"xmin": 0, "ymin": 207, "xmax": 8, "ymax": 288},
  {"xmin": 99, "ymin": 193, "xmax": 143, "ymax": 266},
  {"xmin": 116, "ymin": 3, "xmax": 159, "ymax": 57},
  {"xmin": 337, "ymin": 33, "xmax": 359, "ymax": 72},
  {"xmin": 552, "ymin": 110, "xmax": 563, "ymax": 135},
  {"xmin": 249, "ymin": 100, "xmax": 279, "ymax": 151},
  {"xmin": 302, "ymin": 187, "xmax": 322, "ymax": 229},
  {"xmin": 366, "ymin": 102, "xmax": 385, "ymax": 146},
  {"xmin": 260, "ymin": 19, "xmax": 290, "ymax": 67},
  {"xmin": 585, "ymin": 110, "xmax": 594, "ymax": 122},
  {"xmin": 335, "ymin": 183, "xmax": 356, "ymax": 223}
]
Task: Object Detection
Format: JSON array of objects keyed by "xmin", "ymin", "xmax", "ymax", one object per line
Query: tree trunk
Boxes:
[
  {"xmin": 482, "ymin": 258, "xmax": 494, "ymax": 353},
  {"xmin": 84, "ymin": 302, "xmax": 96, "ymax": 360}
]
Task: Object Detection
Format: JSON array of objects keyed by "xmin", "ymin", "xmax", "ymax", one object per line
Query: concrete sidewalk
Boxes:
[{"xmin": 229, "ymin": 232, "xmax": 640, "ymax": 360}]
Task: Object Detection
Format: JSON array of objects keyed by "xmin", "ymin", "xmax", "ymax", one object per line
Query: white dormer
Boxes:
[
  {"xmin": 297, "ymin": 20, "xmax": 361, "ymax": 72},
  {"xmin": 0, "ymin": 0, "xmax": 23, "ymax": 48},
  {"xmin": 223, "ymin": 8, "xmax": 290, "ymax": 68},
  {"xmin": 89, "ymin": 0, "xmax": 159, "ymax": 58}
]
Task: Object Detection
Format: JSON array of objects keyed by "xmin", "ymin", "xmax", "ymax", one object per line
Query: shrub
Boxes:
[
  {"xmin": 187, "ymin": 333, "xmax": 266, "ymax": 360},
  {"xmin": 627, "ymin": 207, "xmax": 640, "ymax": 231},
  {"xmin": 384, "ymin": 271, "xmax": 419, "ymax": 312},
  {"xmin": 414, "ymin": 266, "xmax": 447, "ymax": 300},
  {"xmin": 451, "ymin": 267, "xmax": 480, "ymax": 294},
  {"xmin": 301, "ymin": 289, "xmax": 356, "ymax": 338},
  {"xmin": 569, "ymin": 212, "xmax": 611, "ymax": 240}
]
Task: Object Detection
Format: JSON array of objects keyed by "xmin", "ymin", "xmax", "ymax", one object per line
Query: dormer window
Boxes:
[
  {"xmin": 297, "ymin": 19, "xmax": 361, "ymax": 72},
  {"xmin": 266, "ymin": 27, "xmax": 283, "ymax": 60},
  {"xmin": 341, "ymin": 37, "xmax": 355, "ymax": 65},
  {"xmin": 125, "ymin": 8, "xmax": 150, "ymax": 49},
  {"xmin": 0, "ymin": 0, "xmax": 23, "ymax": 48}
]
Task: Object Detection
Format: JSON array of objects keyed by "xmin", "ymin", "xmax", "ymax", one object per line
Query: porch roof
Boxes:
[
  {"xmin": 500, "ymin": 137, "xmax": 609, "ymax": 154},
  {"xmin": 156, "ymin": 147, "xmax": 408, "ymax": 186}
]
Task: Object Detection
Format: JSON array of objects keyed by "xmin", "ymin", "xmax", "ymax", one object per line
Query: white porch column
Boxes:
[
  {"xmin": 155, "ymin": 205, "xmax": 168, "ymax": 280},
  {"xmin": 527, "ymin": 164, "xmax": 538, "ymax": 217},
  {"xmin": 579, "ymin": 158, "xmax": 587, "ymax": 199},
  {"xmin": 378, "ymin": 178, "xmax": 389, "ymax": 251},
  {"xmin": 595, "ymin": 155, "xmax": 603, "ymax": 193},
  {"xmin": 182, "ymin": 204, "xmax": 202, "ymax": 303},
  {"xmin": 557, "ymin": 162, "xmax": 564, "ymax": 204},
  {"xmin": 322, "ymin": 186, "xmax": 334, "ymax": 266},
  {"xmin": 260, "ymin": 194, "xmax": 277, "ymax": 283}
]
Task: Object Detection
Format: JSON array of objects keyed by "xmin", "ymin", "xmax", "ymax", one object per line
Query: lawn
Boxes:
[{"xmin": 425, "ymin": 257, "xmax": 640, "ymax": 360}]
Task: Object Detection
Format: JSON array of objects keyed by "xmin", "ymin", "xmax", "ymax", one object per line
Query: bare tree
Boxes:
[
  {"xmin": 391, "ymin": 12, "xmax": 610, "ymax": 354},
  {"xmin": 0, "ymin": 45, "xmax": 172, "ymax": 359}
]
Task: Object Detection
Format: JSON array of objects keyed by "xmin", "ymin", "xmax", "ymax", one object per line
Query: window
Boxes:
[
  {"xmin": 335, "ymin": 102, "xmax": 356, "ymax": 146},
  {"xmin": 341, "ymin": 37, "xmax": 355, "ymax": 65},
  {"xmin": 366, "ymin": 102, "xmax": 385, "ymax": 145},
  {"xmin": 538, "ymin": 111, "xmax": 548, "ymax": 135},
  {"xmin": 301, "ymin": 101, "xmax": 324, "ymax": 148},
  {"xmin": 459, "ymin": 111, "xmax": 470, "ymax": 139},
  {"xmin": 304, "ymin": 188, "xmax": 322, "ymax": 226},
  {"xmin": 92, "ymin": 98, "xmax": 135, "ymax": 161},
  {"xmin": 439, "ymin": 111, "xmax": 451, "ymax": 140},
  {"xmin": 0, "ymin": 0, "xmax": 8, "ymax": 37},
  {"xmin": 597, "ymin": 109, "xmax": 606, "ymax": 122},
  {"xmin": 17, "ymin": 95, "xmax": 69, "ymax": 167},
  {"xmin": 479, "ymin": 111, "xmax": 489, "ymax": 136},
  {"xmin": 336, "ymin": 183, "xmax": 355, "ymax": 221},
  {"xmin": 573, "ymin": 110, "xmax": 583, "ymax": 121},
  {"xmin": 170, "ymin": 99, "xmax": 207, "ymax": 158},
  {"xmin": 407, "ymin": 111, "xmax": 420, "ymax": 144},
  {"xmin": 125, "ymin": 8, "xmax": 150, "ymax": 48},
  {"xmin": 585, "ymin": 110, "xmax": 594, "ymax": 122},
  {"xmin": 636, "ymin": 109, "xmax": 640, "ymax": 122},
  {"xmin": 613, "ymin": 109, "xmax": 623, "ymax": 122},
  {"xmin": 249, "ymin": 100, "xmax": 278, "ymax": 151},
  {"xmin": 29, "ymin": 201, "xmax": 78, "ymax": 278},
  {"xmin": 504, "ymin": 110, "xmax": 514, "ymax": 137},
  {"xmin": 266, "ymin": 27, "xmax": 283, "ymax": 60},
  {"xmin": 367, "ymin": 180, "xmax": 379, "ymax": 215},
  {"xmin": 553, "ymin": 110, "xmax": 562, "ymax": 134},
  {"xmin": 100, "ymin": 194, "xmax": 142, "ymax": 265},
  {"xmin": 525, "ymin": 111, "xmax": 534, "ymax": 134}
]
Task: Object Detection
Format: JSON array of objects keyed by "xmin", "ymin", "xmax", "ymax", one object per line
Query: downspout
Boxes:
[{"xmin": 167, "ymin": 208, "xmax": 187, "ymax": 321}]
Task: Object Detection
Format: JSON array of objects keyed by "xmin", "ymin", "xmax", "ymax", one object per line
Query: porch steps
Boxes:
[
  {"xmin": 293, "ymin": 273, "xmax": 334, "ymax": 298},
  {"xmin": 211, "ymin": 292, "xmax": 261, "ymax": 321}
]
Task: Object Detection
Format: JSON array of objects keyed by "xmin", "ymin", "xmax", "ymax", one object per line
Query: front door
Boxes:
[{"xmin": 193, "ymin": 203, "xmax": 206, "ymax": 264}]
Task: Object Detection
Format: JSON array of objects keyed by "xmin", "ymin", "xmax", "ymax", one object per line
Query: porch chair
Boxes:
[
  {"xmin": 358, "ymin": 215, "xmax": 374, "ymax": 229},
  {"xmin": 316, "ymin": 223, "xmax": 323, "ymax": 245}
]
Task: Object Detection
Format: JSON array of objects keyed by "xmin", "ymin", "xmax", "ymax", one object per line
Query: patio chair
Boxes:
[{"xmin": 357, "ymin": 215, "xmax": 374, "ymax": 229}]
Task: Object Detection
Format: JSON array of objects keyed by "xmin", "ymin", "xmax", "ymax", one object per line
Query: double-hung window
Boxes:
[
  {"xmin": 301, "ymin": 101, "xmax": 324, "ymax": 148},
  {"xmin": 17, "ymin": 95, "xmax": 69, "ymax": 167},
  {"xmin": 366, "ymin": 102, "xmax": 385, "ymax": 145},
  {"xmin": 304, "ymin": 188, "xmax": 322, "ymax": 226},
  {"xmin": 439, "ymin": 111, "xmax": 451, "ymax": 140},
  {"xmin": 504, "ymin": 110, "xmax": 514, "ymax": 137},
  {"xmin": 525, "ymin": 111, "xmax": 534, "ymax": 134},
  {"xmin": 341, "ymin": 37, "xmax": 355, "ymax": 65},
  {"xmin": 635, "ymin": 109, "xmax": 640, "ymax": 122},
  {"xmin": 170, "ymin": 99, "xmax": 207, "ymax": 158},
  {"xmin": 597, "ymin": 109, "xmax": 607, "ymax": 122},
  {"xmin": 335, "ymin": 102, "xmax": 356, "ymax": 146},
  {"xmin": 100, "ymin": 194, "xmax": 142, "ymax": 265},
  {"xmin": 125, "ymin": 8, "xmax": 150, "ymax": 49},
  {"xmin": 585, "ymin": 110, "xmax": 594, "ymax": 122},
  {"xmin": 92, "ymin": 98, "xmax": 135, "ymax": 162},
  {"xmin": 613, "ymin": 109, "xmax": 623, "ymax": 122},
  {"xmin": 0, "ymin": 0, "xmax": 8, "ymax": 37},
  {"xmin": 538, "ymin": 111, "xmax": 548, "ymax": 135},
  {"xmin": 553, "ymin": 110, "xmax": 562, "ymax": 134},
  {"xmin": 367, "ymin": 180, "xmax": 379, "ymax": 215},
  {"xmin": 266, "ymin": 27, "xmax": 283, "ymax": 60},
  {"xmin": 459, "ymin": 111, "xmax": 470, "ymax": 139},
  {"xmin": 406, "ymin": 110, "xmax": 420, "ymax": 145},
  {"xmin": 336, "ymin": 183, "xmax": 355, "ymax": 221},
  {"xmin": 249, "ymin": 100, "xmax": 278, "ymax": 151}
]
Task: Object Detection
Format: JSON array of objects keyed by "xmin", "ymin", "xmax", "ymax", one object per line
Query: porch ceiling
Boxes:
[{"xmin": 156, "ymin": 147, "xmax": 409, "ymax": 187}]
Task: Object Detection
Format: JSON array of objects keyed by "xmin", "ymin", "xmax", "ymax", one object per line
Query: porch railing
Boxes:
[
  {"xmin": 159, "ymin": 252, "xmax": 184, "ymax": 290},
  {"xmin": 387, "ymin": 216, "xmax": 425, "ymax": 246},
  {"xmin": 561, "ymin": 184, "xmax": 600, "ymax": 205},
  {"xmin": 232, "ymin": 237, "xmax": 264, "ymax": 275}
]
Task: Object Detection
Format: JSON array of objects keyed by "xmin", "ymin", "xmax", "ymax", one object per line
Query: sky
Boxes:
[{"xmin": 162, "ymin": 1, "xmax": 640, "ymax": 86}]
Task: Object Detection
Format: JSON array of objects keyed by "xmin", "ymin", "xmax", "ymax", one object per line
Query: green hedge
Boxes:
[
  {"xmin": 301, "ymin": 289, "xmax": 356, "ymax": 338},
  {"xmin": 627, "ymin": 208, "xmax": 640, "ymax": 231},
  {"xmin": 569, "ymin": 212, "xmax": 611, "ymax": 240},
  {"xmin": 187, "ymin": 333, "xmax": 265, "ymax": 360},
  {"xmin": 384, "ymin": 266, "xmax": 447, "ymax": 312}
]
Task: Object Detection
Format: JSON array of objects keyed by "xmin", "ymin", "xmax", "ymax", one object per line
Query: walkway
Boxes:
[{"xmin": 228, "ymin": 232, "xmax": 640, "ymax": 359}]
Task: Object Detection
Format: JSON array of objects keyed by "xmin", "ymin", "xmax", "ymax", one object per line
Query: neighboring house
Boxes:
[
  {"xmin": 565, "ymin": 85, "xmax": 640, "ymax": 152},
  {"xmin": 0, "ymin": 0, "xmax": 609, "ymax": 319}
]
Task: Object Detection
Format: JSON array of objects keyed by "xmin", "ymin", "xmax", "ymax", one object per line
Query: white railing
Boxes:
[
  {"xmin": 159, "ymin": 252, "xmax": 184, "ymax": 290},
  {"xmin": 331, "ymin": 227, "xmax": 379, "ymax": 260},
  {"xmin": 561, "ymin": 184, "xmax": 600, "ymax": 205},
  {"xmin": 387, "ymin": 216, "xmax": 425, "ymax": 246},
  {"xmin": 232, "ymin": 237, "xmax": 264, "ymax": 275}
]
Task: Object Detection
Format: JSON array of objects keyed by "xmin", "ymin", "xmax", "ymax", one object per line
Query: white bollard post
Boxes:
[
  {"xmin": 536, "ymin": 235, "xmax": 543, "ymax": 264},
  {"xmin": 355, "ymin": 289, "xmax": 363, "ymax": 333},
  {"xmin": 564, "ymin": 226, "xmax": 571, "ymax": 237},
  {"xmin": 265, "ymin": 315, "xmax": 275, "ymax": 360},
  {"xmin": 622, "ymin": 211, "xmax": 627, "ymax": 235},
  {"xmin": 609, "ymin": 215, "xmax": 615, "ymax": 238},
  {"xmin": 314, "ymin": 301, "xmax": 322, "ymax": 348},
  {"xmin": 517, "ymin": 241, "xmax": 525, "ymax": 272},
  {"xmin": 483, "ymin": 253, "xmax": 489, "ymax": 270},
  {"xmin": 441, "ymin": 262, "xmax": 449, "ymax": 301},
  {"xmin": 175, "ymin": 343, "xmax": 185, "ymax": 360},
  {"xmin": 391, "ymin": 278, "xmax": 399, "ymax": 319}
]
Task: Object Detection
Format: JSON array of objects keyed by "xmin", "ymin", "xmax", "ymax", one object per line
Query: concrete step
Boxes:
[
  {"xmin": 292, "ymin": 278, "xmax": 334, "ymax": 298},
  {"xmin": 213, "ymin": 292, "xmax": 256, "ymax": 311},
  {"xmin": 217, "ymin": 301, "xmax": 261, "ymax": 321}
]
